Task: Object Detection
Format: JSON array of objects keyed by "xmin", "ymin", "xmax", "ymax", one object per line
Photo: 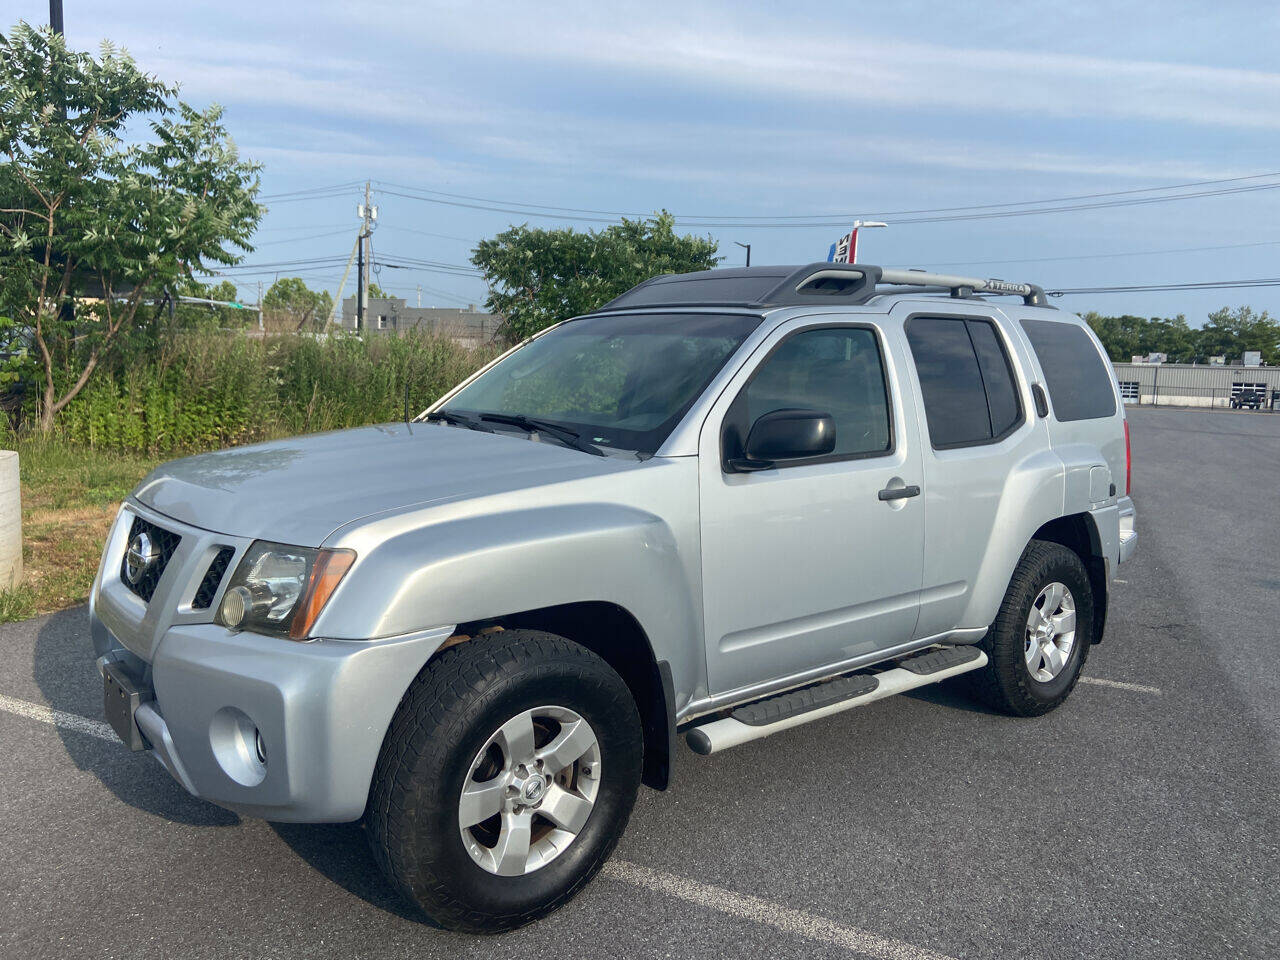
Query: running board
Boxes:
[{"xmin": 684, "ymin": 646, "xmax": 987, "ymax": 756}]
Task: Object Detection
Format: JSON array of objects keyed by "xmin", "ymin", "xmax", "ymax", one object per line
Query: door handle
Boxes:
[{"xmin": 878, "ymin": 484, "xmax": 921, "ymax": 501}]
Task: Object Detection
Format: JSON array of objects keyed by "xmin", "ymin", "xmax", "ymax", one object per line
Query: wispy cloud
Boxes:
[{"xmin": 419, "ymin": 8, "xmax": 1280, "ymax": 131}]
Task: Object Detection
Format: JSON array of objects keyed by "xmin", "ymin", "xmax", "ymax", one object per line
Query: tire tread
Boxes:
[
  {"xmin": 965, "ymin": 540, "xmax": 1092, "ymax": 717},
  {"xmin": 366, "ymin": 630, "xmax": 638, "ymax": 933}
]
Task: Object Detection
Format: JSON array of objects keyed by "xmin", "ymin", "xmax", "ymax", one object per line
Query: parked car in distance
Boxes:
[
  {"xmin": 1230, "ymin": 390, "xmax": 1264, "ymax": 410},
  {"xmin": 92, "ymin": 262, "xmax": 1137, "ymax": 933}
]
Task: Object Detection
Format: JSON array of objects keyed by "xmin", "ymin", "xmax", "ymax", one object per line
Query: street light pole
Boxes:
[
  {"xmin": 847, "ymin": 221, "xmax": 887, "ymax": 264},
  {"xmin": 49, "ymin": 1, "xmax": 63, "ymax": 34},
  {"xmin": 733, "ymin": 241, "xmax": 751, "ymax": 267}
]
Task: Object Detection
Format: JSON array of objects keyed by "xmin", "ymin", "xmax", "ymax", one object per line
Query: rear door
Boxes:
[
  {"xmin": 698, "ymin": 315, "xmax": 927, "ymax": 695},
  {"xmin": 893, "ymin": 303, "xmax": 1047, "ymax": 639}
]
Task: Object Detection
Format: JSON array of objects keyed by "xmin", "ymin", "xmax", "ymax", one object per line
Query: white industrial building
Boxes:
[{"xmin": 1112, "ymin": 362, "xmax": 1280, "ymax": 409}]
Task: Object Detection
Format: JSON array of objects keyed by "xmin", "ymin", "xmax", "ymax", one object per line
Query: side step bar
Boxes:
[{"xmin": 684, "ymin": 645, "xmax": 987, "ymax": 756}]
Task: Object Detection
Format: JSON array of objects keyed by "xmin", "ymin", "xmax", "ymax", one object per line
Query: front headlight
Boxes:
[{"xmin": 216, "ymin": 541, "xmax": 355, "ymax": 641}]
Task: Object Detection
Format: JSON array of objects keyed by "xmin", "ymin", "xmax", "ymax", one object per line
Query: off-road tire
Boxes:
[
  {"xmin": 366, "ymin": 630, "xmax": 643, "ymax": 933},
  {"xmin": 965, "ymin": 540, "xmax": 1093, "ymax": 717}
]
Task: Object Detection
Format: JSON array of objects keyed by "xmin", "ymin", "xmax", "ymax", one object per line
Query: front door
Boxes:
[{"xmin": 698, "ymin": 319, "xmax": 926, "ymax": 695}]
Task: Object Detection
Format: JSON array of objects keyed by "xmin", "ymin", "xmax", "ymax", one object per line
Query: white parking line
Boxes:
[
  {"xmin": 603, "ymin": 860, "xmax": 959, "ymax": 960},
  {"xmin": 0, "ymin": 692, "xmax": 118, "ymax": 741},
  {"xmin": 1079, "ymin": 676, "xmax": 1162, "ymax": 695},
  {"xmin": 0, "ymin": 691, "xmax": 953, "ymax": 958}
]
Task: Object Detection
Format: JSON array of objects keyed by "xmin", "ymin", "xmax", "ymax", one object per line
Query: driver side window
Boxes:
[{"xmin": 724, "ymin": 326, "xmax": 893, "ymax": 465}]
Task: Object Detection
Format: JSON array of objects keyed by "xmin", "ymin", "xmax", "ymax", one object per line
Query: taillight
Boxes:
[{"xmin": 1123, "ymin": 419, "xmax": 1132, "ymax": 496}]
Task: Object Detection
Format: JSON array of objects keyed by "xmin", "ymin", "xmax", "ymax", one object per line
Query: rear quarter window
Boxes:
[{"xmin": 1020, "ymin": 319, "xmax": 1117, "ymax": 422}]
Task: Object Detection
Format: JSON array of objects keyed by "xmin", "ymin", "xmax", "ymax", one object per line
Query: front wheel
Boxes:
[
  {"xmin": 366, "ymin": 630, "xmax": 643, "ymax": 933},
  {"xmin": 965, "ymin": 540, "xmax": 1093, "ymax": 716}
]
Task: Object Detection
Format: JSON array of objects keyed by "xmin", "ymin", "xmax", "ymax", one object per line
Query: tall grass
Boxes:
[{"xmin": 50, "ymin": 330, "xmax": 496, "ymax": 455}]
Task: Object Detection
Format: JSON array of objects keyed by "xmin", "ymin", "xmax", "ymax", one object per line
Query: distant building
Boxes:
[
  {"xmin": 341, "ymin": 297, "xmax": 502, "ymax": 344},
  {"xmin": 1113, "ymin": 361, "xmax": 1280, "ymax": 409},
  {"xmin": 1242, "ymin": 350, "xmax": 1262, "ymax": 367}
]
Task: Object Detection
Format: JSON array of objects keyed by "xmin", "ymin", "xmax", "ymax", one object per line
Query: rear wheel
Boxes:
[
  {"xmin": 366, "ymin": 630, "xmax": 643, "ymax": 933},
  {"xmin": 966, "ymin": 540, "xmax": 1093, "ymax": 716}
]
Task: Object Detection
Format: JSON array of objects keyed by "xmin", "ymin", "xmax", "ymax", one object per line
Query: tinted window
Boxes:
[
  {"xmin": 966, "ymin": 319, "xmax": 1022, "ymax": 436},
  {"xmin": 728, "ymin": 327, "xmax": 891, "ymax": 461},
  {"xmin": 905, "ymin": 317, "xmax": 994, "ymax": 447},
  {"xmin": 1021, "ymin": 319, "xmax": 1117, "ymax": 421}
]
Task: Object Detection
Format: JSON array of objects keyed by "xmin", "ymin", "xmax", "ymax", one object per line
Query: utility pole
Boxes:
[
  {"xmin": 355, "ymin": 236, "xmax": 364, "ymax": 329},
  {"xmin": 356, "ymin": 181, "xmax": 378, "ymax": 328},
  {"xmin": 257, "ymin": 281, "xmax": 264, "ymax": 332},
  {"xmin": 49, "ymin": 1, "xmax": 63, "ymax": 34},
  {"xmin": 417, "ymin": 284, "xmax": 422, "ymax": 308},
  {"xmin": 734, "ymin": 242, "xmax": 751, "ymax": 267}
]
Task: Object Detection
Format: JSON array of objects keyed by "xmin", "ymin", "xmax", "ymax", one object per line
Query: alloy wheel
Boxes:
[
  {"xmin": 1024, "ymin": 581, "xmax": 1077, "ymax": 682},
  {"xmin": 458, "ymin": 705, "xmax": 602, "ymax": 876}
]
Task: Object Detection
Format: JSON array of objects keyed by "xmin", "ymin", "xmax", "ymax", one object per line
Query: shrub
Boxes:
[{"xmin": 44, "ymin": 330, "xmax": 495, "ymax": 455}]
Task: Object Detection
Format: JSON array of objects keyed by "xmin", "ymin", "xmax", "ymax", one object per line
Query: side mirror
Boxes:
[{"xmin": 733, "ymin": 408, "xmax": 836, "ymax": 471}]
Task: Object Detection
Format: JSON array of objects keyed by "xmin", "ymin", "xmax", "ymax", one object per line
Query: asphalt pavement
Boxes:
[{"xmin": 1, "ymin": 405, "xmax": 1276, "ymax": 959}]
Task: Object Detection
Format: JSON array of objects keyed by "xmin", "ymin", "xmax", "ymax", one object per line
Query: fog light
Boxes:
[
  {"xmin": 209, "ymin": 707, "xmax": 267, "ymax": 786},
  {"xmin": 219, "ymin": 585, "xmax": 252, "ymax": 630}
]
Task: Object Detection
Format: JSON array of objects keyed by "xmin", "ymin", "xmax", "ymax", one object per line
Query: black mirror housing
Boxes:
[{"xmin": 736, "ymin": 408, "xmax": 836, "ymax": 470}]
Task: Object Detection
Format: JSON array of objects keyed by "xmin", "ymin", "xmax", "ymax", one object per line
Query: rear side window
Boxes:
[
  {"xmin": 1020, "ymin": 319, "xmax": 1117, "ymax": 421},
  {"xmin": 905, "ymin": 316, "xmax": 1024, "ymax": 448}
]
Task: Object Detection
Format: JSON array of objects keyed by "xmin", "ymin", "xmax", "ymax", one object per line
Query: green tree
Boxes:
[
  {"xmin": 1084, "ymin": 312, "xmax": 1141, "ymax": 361},
  {"xmin": 1087, "ymin": 312, "xmax": 1201, "ymax": 363},
  {"xmin": 471, "ymin": 212, "xmax": 720, "ymax": 342},
  {"xmin": 1198, "ymin": 306, "xmax": 1280, "ymax": 364},
  {"xmin": 0, "ymin": 23, "xmax": 262, "ymax": 431},
  {"xmin": 367, "ymin": 282, "xmax": 390, "ymax": 300},
  {"xmin": 263, "ymin": 276, "xmax": 333, "ymax": 330},
  {"xmin": 171, "ymin": 277, "xmax": 250, "ymax": 329}
]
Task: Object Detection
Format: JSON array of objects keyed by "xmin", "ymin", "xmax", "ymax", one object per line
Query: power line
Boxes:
[
  {"xmin": 214, "ymin": 256, "xmax": 351, "ymax": 271},
  {"xmin": 254, "ymin": 221, "xmax": 352, "ymax": 234},
  {"xmin": 367, "ymin": 281, "xmax": 476, "ymax": 306},
  {"xmin": 379, "ymin": 224, "xmax": 476, "ymax": 243},
  {"xmin": 1050, "ymin": 277, "xmax": 1280, "ymax": 296},
  {"xmin": 918, "ymin": 238, "xmax": 1280, "ymax": 269},
  {"xmin": 373, "ymin": 172, "xmax": 1280, "ymax": 228},
  {"xmin": 259, "ymin": 181, "xmax": 363, "ymax": 201},
  {"xmin": 377, "ymin": 254, "xmax": 479, "ymax": 275},
  {"xmin": 254, "ymin": 228, "xmax": 355, "ymax": 246}
]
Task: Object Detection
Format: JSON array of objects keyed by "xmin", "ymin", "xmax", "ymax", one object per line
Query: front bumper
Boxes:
[{"xmin": 95, "ymin": 617, "xmax": 454, "ymax": 822}]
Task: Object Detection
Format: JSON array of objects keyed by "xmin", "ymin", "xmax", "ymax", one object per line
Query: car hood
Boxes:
[{"xmin": 133, "ymin": 422, "xmax": 642, "ymax": 545}]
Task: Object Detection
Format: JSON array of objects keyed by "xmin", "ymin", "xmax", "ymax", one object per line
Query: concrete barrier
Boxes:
[{"xmin": 0, "ymin": 451, "xmax": 21, "ymax": 590}]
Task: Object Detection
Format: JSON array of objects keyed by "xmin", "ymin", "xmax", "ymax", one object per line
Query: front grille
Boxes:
[
  {"xmin": 120, "ymin": 515, "xmax": 181, "ymax": 603},
  {"xmin": 192, "ymin": 547, "xmax": 236, "ymax": 610}
]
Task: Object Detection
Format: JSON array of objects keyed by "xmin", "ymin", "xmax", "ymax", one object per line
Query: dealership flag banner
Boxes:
[{"xmin": 827, "ymin": 228, "xmax": 859, "ymax": 264}]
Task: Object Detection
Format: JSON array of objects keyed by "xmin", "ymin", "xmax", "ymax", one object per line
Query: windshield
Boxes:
[{"xmin": 440, "ymin": 312, "xmax": 761, "ymax": 455}]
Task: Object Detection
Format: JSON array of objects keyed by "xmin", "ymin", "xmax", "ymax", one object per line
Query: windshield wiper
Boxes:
[
  {"xmin": 424, "ymin": 410, "xmax": 492, "ymax": 432},
  {"xmin": 479, "ymin": 413, "xmax": 606, "ymax": 457}
]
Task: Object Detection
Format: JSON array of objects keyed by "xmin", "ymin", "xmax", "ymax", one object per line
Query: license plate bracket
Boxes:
[{"xmin": 103, "ymin": 660, "xmax": 147, "ymax": 751}]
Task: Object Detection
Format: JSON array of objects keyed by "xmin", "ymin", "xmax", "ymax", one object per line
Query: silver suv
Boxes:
[{"xmin": 92, "ymin": 263, "xmax": 1137, "ymax": 932}]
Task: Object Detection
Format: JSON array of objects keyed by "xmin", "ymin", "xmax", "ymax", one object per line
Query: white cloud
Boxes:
[{"xmin": 405, "ymin": 2, "xmax": 1280, "ymax": 131}]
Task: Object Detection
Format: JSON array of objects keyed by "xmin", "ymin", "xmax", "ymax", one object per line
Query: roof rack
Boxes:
[{"xmin": 594, "ymin": 262, "xmax": 1049, "ymax": 313}]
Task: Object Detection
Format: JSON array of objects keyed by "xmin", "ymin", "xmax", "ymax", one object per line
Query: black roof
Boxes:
[
  {"xmin": 592, "ymin": 262, "xmax": 1048, "ymax": 312},
  {"xmin": 595, "ymin": 263, "xmax": 878, "ymax": 312}
]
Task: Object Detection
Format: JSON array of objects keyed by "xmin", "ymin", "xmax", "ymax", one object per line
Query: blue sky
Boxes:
[{"xmin": 13, "ymin": 1, "xmax": 1280, "ymax": 321}]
